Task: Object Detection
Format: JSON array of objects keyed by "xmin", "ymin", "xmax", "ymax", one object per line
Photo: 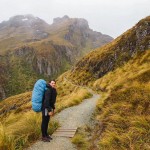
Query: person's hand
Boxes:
[{"xmin": 48, "ymin": 111, "xmax": 53, "ymax": 116}]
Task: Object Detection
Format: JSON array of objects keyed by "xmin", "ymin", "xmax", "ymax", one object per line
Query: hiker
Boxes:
[{"xmin": 41, "ymin": 80, "xmax": 57, "ymax": 142}]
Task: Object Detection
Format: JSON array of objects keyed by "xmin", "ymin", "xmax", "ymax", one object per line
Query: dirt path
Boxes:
[{"xmin": 28, "ymin": 90, "xmax": 100, "ymax": 150}]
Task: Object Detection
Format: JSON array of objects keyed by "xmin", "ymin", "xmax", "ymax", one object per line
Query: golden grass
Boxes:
[
  {"xmin": 0, "ymin": 72, "xmax": 92, "ymax": 149},
  {"xmin": 0, "ymin": 92, "xmax": 32, "ymax": 116},
  {"xmin": 72, "ymin": 127, "xmax": 90, "ymax": 150},
  {"xmin": 72, "ymin": 134, "xmax": 88, "ymax": 150},
  {"xmin": 56, "ymin": 72, "xmax": 92, "ymax": 112},
  {"xmin": 0, "ymin": 111, "xmax": 59, "ymax": 150},
  {"xmin": 93, "ymin": 50, "xmax": 150, "ymax": 92},
  {"xmin": 90, "ymin": 50, "xmax": 150, "ymax": 149}
]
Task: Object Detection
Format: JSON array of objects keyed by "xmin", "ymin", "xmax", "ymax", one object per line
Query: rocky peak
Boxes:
[
  {"xmin": 0, "ymin": 14, "xmax": 49, "ymax": 30},
  {"xmin": 0, "ymin": 14, "xmax": 50, "ymax": 40},
  {"xmin": 53, "ymin": 15, "xmax": 89, "ymax": 29},
  {"xmin": 53, "ymin": 15, "xmax": 70, "ymax": 24}
]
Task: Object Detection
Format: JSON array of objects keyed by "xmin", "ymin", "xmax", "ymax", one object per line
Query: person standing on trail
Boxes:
[{"xmin": 41, "ymin": 80, "xmax": 57, "ymax": 142}]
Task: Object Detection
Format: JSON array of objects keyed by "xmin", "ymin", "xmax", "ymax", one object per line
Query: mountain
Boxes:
[
  {"xmin": 49, "ymin": 15, "xmax": 112, "ymax": 50},
  {"xmin": 0, "ymin": 15, "xmax": 113, "ymax": 99},
  {"xmin": 0, "ymin": 14, "xmax": 50, "ymax": 54}
]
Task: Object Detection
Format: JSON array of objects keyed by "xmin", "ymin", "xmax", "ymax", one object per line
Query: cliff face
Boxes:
[
  {"xmin": 68, "ymin": 16, "xmax": 150, "ymax": 84},
  {"xmin": 0, "ymin": 15, "xmax": 113, "ymax": 99},
  {"xmin": 0, "ymin": 44, "xmax": 78, "ymax": 98},
  {"xmin": 32, "ymin": 44, "xmax": 78, "ymax": 76}
]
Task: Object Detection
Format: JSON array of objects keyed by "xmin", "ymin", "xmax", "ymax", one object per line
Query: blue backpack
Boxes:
[{"xmin": 31, "ymin": 79, "xmax": 47, "ymax": 112}]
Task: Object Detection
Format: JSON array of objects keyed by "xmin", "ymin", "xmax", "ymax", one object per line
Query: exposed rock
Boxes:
[
  {"xmin": 63, "ymin": 18, "xmax": 112, "ymax": 49},
  {"xmin": 53, "ymin": 15, "xmax": 70, "ymax": 24},
  {"xmin": 13, "ymin": 46, "xmax": 35, "ymax": 56}
]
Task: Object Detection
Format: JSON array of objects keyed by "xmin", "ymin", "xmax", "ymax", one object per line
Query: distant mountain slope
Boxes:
[
  {"xmin": 0, "ymin": 15, "xmax": 113, "ymax": 55},
  {"xmin": 49, "ymin": 15, "xmax": 112, "ymax": 50},
  {"xmin": 0, "ymin": 15, "xmax": 50, "ymax": 54},
  {"xmin": 0, "ymin": 14, "xmax": 49, "ymax": 38},
  {"xmin": 0, "ymin": 15, "xmax": 113, "ymax": 99}
]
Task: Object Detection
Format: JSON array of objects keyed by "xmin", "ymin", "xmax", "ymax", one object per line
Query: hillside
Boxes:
[
  {"xmin": 65, "ymin": 16, "xmax": 150, "ymax": 149},
  {"xmin": 0, "ymin": 15, "xmax": 113, "ymax": 99},
  {"xmin": 90, "ymin": 49, "xmax": 150, "ymax": 149},
  {"xmin": 67, "ymin": 16, "xmax": 150, "ymax": 85}
]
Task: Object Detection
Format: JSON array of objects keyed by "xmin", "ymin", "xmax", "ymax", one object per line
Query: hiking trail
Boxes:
[{"xmin": 28, "ymin": 87, "xmax": 100, "ymax": 150}]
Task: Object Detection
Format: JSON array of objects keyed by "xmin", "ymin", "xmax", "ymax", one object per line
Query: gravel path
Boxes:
[{"xmin": 28, "ymin": 89, "xmax": 100, "ymax": 150}]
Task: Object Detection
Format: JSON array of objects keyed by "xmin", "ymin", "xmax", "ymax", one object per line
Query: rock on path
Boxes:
[{"xmin": 28, "ymin": 91, "xmax": 100, "ymax": 150}]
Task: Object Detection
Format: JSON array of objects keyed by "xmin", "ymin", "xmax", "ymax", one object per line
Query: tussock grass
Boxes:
[
  {"xmin": 91, "ymin": 50, "xmax": 150, "ymax": 149},
  {"xmin": 0, "ymin": 73, "xmax": 92, "ymax": 149},
  {"xmin": 72, "ymin": 134, "xmax": 88, "ymax": 150},
  {"xmin": 72, "ymin": 127, "xmax": 90, "ymax": 150},
  {"xmin": 55, "ymin": 73, "xmax": 92, "ymax": 112},
  {"xmin": 56, "ymin": 88, "xmax": 92, "ymax": 112},
  {"xmin": 0, "ymin": 92, "xmax": 31, "ymax": 116},
  {"xmin": 93, "ymin": 50, "xmax": 150, "ymax": 92},
  {"xmin": 0, "ymin": 111, "xmax": 59, "ymax": 150}
]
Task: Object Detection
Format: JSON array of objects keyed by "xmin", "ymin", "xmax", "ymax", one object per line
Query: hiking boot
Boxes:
[
  {"xmin": 41, "ymin": 137, "xmax": 50, "ymax": 142},
  {"xmin": 47, "ymin": 135, "xmax": 53, "ymax": 140}
]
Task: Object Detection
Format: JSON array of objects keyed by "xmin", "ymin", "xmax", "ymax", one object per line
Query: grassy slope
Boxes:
[
  {"xmin": 0, "ymin": 74, "xmax": 92, "ymax": 150},
  {"xmin": 89, "ymin": 50, "xmax": 150, "ymax": 150},
  {"xmin": 69, "ymin": 50, "xmax": 150, "ymax": 150}
]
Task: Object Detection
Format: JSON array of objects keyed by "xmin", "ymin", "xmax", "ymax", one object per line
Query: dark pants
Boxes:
[{"xmin": 41, "ymin": 109, "xmax": 50, "ymax": 137}]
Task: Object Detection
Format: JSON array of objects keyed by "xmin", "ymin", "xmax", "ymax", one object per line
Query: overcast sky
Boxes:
[{"xmin": 0, "ymin": 0, "xmax": 149, "ymax": 38}]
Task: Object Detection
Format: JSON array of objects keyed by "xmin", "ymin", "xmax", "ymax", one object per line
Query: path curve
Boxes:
[{"xmin": 28, "ymin": 90, "xmax": 100, "ymax": 150}]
